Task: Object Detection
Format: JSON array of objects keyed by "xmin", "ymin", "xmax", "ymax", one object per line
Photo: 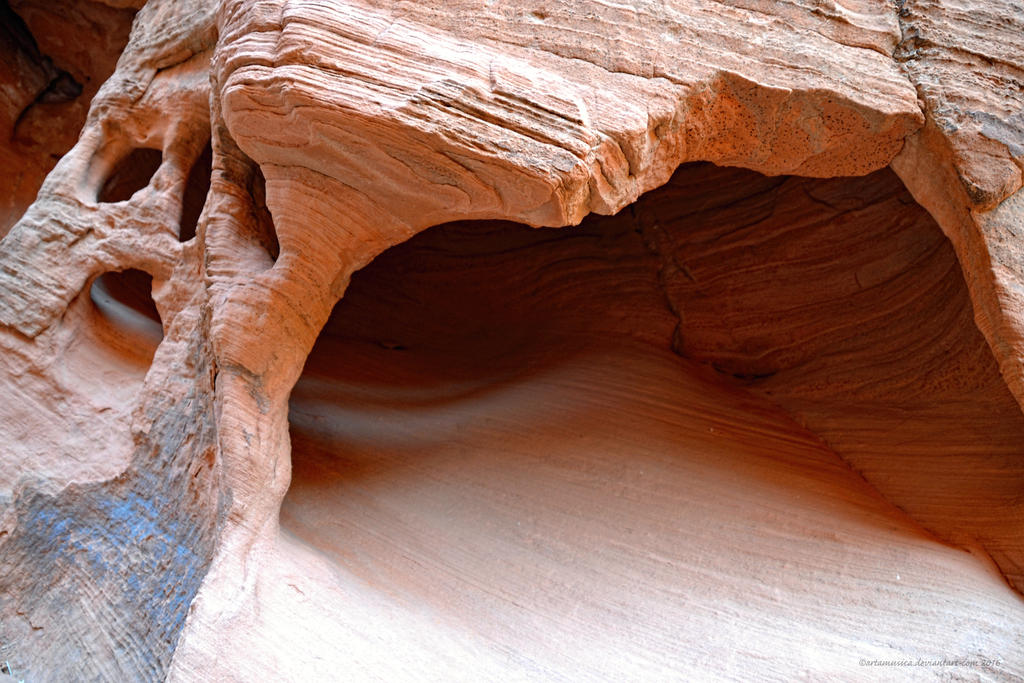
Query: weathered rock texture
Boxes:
[
  {"xmin": 0, "ymin": 0, "xmax": 1022, "ymax": 680},
  {"xmin": 0, "ymin": 0, "xmax": 138, "ymax": 235}
]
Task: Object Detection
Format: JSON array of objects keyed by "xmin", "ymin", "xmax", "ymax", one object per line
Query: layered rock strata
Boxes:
[{"xmin": 0, "ymin": 0, "xmax": 1022, "ymax": 680}]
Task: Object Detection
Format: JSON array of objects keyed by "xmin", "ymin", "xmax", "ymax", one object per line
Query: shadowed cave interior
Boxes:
[
  {"xmin": 75, "ymin": 159, "xmax": 1024, "ymax": 674},
  {"xmin": 254, "ymin": 162, "xmax": 1024, "ymax": 674}
]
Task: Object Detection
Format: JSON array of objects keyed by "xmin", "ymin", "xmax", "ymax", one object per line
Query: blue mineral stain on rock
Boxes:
[
  {"xmin": 0, "ymin": 340, "xmax": 220, "ymax": 681},
  {"xmin": 15, "ymin": 479, "xmax": 211, "ymax": 648}
]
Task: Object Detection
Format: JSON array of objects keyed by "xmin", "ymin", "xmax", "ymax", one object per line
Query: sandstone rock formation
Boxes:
[
  {"xmin": 0, "ymin": 0, "xmax": 137, "ymax": 235},
  {"xmin": 0, "ymin": 0, "xmax": 1022, "ymax": 680}
]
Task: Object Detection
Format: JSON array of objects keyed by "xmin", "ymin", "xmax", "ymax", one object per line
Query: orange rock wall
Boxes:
[{"xmin": 0, "ymin": 1, "xmax": 1022, "ymax": 680}]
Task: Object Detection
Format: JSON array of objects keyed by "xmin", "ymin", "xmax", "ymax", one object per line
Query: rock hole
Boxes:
[
  {"xmin": 249, "ymin": 164, "xmax": 279, "ymax": 261},
  {"xmin": 89, "ymin": 268, "xmax": 163, "ymax": 357},
  {"xmin": 179, "ymin": 141, "xmax": 212, "ymax": 242},
  {"xmin": 97, "ymin": 147, "xmax": 162, "ymax": 204}
]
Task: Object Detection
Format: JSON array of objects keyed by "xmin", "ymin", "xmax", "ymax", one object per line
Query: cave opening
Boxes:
[
  {"xmin": 248, "ymin": 163, "xmax": 279, "ymax": 262},
  {"xmin": 96, "ymin": 147, "xmax": 163, "ymax": 204},
  {"xmin": 179, "ymin": 141, "xmax": 212, "ymax": 242},
  {"xmin": 88, "ymin": 267, "xmax": 163, "ymax": 364},
  {"xmin": 276, "ymin": 161, "xmax": 1024, "ymax": 672}
]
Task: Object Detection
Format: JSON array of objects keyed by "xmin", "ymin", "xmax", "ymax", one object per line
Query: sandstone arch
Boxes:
[{"xmin": 0, "ymin": 0, "xmax": 1022, "ymax": 679}]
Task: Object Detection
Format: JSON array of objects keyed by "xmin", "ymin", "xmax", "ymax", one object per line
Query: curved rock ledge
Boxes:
[{"xmin": 0, "ymin": 0, "xmax": 1022, "ymax": 680}]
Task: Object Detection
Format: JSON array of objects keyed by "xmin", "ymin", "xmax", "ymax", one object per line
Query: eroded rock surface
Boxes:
[
  {"xmin": 0, "ymin": 0, "xmax": 137, "ymax": 235},
  {"xmin": 642, "ymin": 164, "xmax": 1024, "ymax": 591},
  {"xmin": 0, "ymin": 0, "xmax": 1022, "ymax": 680}
]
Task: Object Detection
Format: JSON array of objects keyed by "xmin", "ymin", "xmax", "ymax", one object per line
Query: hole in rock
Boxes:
[
  {"xmin": 275, "ymin": 163, "xmax": 1024, "ymax": 673},
  {"xmin": 179, "ymin": 141, "xmax": 212, "ymax": 242},
  {"xmin": 24, "ymin": 268, "xmax": 164, "ymax": 486},
  {"xmin": 249, "ymin": 163, "xmax": 279, "ymax": 261},
  {"xmin": 89, "ymin": 268, "xmax": 163, "ymax": 361},
  {"xmin": 97, "ymin": 147, "xmax": 162, "ymax": 203},
  {"xmin": 0, "ymin": 267, "xmax": 163, "ymax": 495}
]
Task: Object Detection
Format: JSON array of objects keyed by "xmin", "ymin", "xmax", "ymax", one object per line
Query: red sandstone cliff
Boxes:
[{"xmin": 0, "ymin": 1, "xmax": 1022, "ymax": 680}]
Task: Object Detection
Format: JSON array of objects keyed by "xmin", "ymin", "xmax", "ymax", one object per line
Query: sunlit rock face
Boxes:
[{"xmin": 0, "ymin": 1, "xmax": 1022, "ymax": 681}]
